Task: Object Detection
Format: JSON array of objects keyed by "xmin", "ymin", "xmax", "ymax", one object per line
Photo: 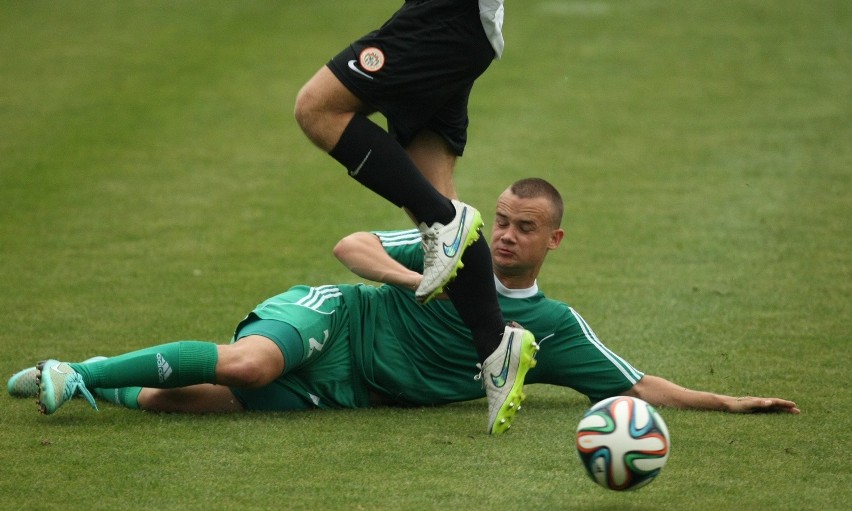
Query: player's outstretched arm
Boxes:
[
  {"xmin": 623, "ymin": 375, "xmax": 800, "ymax": 414},
  {"xmin": 333, "ymin": 231, "xmax": 422, "ymax": 290}
]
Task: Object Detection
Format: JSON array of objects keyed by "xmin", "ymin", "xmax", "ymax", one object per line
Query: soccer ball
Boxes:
[{"xmin": 575, "ymin": 396, "xmax": 671, "ymax": 491}]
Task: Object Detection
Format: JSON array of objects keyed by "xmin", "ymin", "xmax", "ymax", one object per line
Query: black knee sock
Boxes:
[
  {"xmin": 445, "ymin": 235, "xmax": 506, "ymax": 362},
  {"xmin": 328, "ymin": 114, "xmax": 454, "ymax": 225}
]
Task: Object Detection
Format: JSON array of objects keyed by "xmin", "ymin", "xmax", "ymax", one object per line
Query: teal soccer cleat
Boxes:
[
  {"xmin": 7, "ymin": 366, "xmax": 40, "ymax": 398},
  {"xmin": 8, "ymin": 357, "xmax": 106, "ymax": 398},
  {"xmin": 37, "ymin": 359, "xmax": 99, "ymax": 415}
]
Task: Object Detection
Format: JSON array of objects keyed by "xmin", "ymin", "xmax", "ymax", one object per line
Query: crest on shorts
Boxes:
[{"xmin": 359, "ymin": 47, "xmax": 385, "ymax": 73}]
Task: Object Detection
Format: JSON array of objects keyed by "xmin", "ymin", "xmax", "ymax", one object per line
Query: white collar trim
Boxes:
[{"xmin": 494, "ymin": 275, "xmax": 539, "ymax": 298}]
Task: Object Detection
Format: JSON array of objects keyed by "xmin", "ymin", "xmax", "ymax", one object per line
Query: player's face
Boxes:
[{"xmin": 491, "ymin": 191, "xmax": 563, "ymax": 278}]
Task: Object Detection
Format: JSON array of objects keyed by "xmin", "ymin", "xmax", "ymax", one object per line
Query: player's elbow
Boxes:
[
  {"xmin": 333, "ymin": 232, "xmax": 371, "ymax": 262},
  {"xmin": 332, "ymin": 235, "xmax": 356, "ymax": 262}
]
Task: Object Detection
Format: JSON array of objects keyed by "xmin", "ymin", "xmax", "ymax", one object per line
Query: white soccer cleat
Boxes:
[
  {"xmin": 477, "ymin": 322, "xmax": 539, "ymax": 435},
  {"xmin": 415, "ymin": 200, "xmax": 483, "ymax": 304}
]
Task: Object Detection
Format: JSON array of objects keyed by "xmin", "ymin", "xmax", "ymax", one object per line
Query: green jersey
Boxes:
[
  {"xmin": 343, "ymin": 229, "xmax": 643, "ymax": 405},
  {"xmin": 242, "ymin": 229, "xmax": 642, "ymax": 409}
]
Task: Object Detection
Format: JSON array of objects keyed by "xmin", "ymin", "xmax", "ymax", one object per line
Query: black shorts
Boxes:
[{"xmin": 326, "ymin": 0, "xmax": 495, "ymax": 155}]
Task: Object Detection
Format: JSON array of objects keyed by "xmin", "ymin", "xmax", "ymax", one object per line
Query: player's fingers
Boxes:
[{"xmin": 751, "ymin": 398, "xmax": 800, "ymax": 414}]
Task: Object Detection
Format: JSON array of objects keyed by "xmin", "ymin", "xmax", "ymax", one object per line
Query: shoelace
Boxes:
[
  {"xmin": 473, "ymin": 363, "xmax": 485, "ymax": 388},
  {"xmin": 420, "ymin": 227, "xmax": 439, "ymax": 268},
  {"xmin": 68, "ymin": 375, "xmax": 99, "ymax": 411},
  {"xmin": 72, "ymin": 378, "xmax": 98, "ymax": 410}
]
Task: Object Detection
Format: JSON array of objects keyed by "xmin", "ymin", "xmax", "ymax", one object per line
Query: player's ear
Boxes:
[{"xmin": 547, "ymin": 228, "xmax": 564, "ymax": 250}]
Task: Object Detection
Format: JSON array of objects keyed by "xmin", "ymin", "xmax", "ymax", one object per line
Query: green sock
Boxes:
[
  {"xmin": 95, "ymin": 387, "xmax": 142, "ymax": 410},
  {"xmin": 70, "ymin": 341, "xmax": 218, "ymax": 389}
]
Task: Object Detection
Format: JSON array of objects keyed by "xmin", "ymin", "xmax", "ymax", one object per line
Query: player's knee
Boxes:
[
  {"xmin": 294, "ymin": 85, "xmax": 321, "ymax": 135},
  {"xmin": 232, "ymin": 362, "xmax": 272, "ymax": 389},
  {"xmin": 221, "ymin": 355, "xmax": 278, "ymax": 389},
  {"xmin": 294, "ymin": 85, "xmax": 350, "ymax": 152}
]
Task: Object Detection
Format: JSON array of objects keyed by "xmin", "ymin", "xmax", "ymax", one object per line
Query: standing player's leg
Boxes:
[
  {"xmin": 406, "ymin": 131, "xmax": 540, "ymax": 435},
  {"xmin": 405, "ymin": 130, "xmax": 504, "ymax": 359},
  {"xmin": 294, "ymin": 68, "xmax": 468, "ymax": 277},
  {"xmin": 295, "ymin": 0, "xmax": 538, "ymax": 433},
  {"xmin": 293, "ymin": 3, "xmax": 482, "ymax": 301},
  {"xmin": 403, "ymin": 130, "xmax": 458, "ymax": 200}
]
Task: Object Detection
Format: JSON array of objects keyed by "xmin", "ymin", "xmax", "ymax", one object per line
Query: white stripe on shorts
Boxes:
[{"xmin": 296, "ymin": 285, "xmax": 343, "ymax": 310}]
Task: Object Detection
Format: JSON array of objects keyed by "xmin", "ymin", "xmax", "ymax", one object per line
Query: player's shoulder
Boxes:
[
  {"xmin": 532, "ymin": 292, "xmax": 586, "ymax": 330},
  {"xmin": 537, "ymin": 293, "xmax": 576, "ymax": 318}
]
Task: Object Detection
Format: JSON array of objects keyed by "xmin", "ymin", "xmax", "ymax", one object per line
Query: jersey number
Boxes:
[{"xmin": 307, "ymin": 330, "xmax": 330, "ymax": 358}]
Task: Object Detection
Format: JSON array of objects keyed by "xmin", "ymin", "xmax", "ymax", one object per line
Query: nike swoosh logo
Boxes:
[
  {"xmin": 536, "ymin": 333, "xmax": 555, "ymax": 347},
  {"xmin": 50, "ymin": 366, "xmax": 68, "ymax": 375},
  {"xmin": 349, "ymin": 149, "xmax": 372, "ymax": 177},
  {"xmin": 490, "ymin": 333, "xmax": 513, "ymax": 388},
  {"xmin": 442, "ymin": 206, "xmax": 467, "ymax": 258},
  {"xmin": 347, "ymin": 59, "xmax": 374, "ymax": 80}
]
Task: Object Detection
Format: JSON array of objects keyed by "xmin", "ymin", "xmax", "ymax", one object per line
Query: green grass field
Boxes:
[{"xmin": 1, "ymin": 1, "xmax": 849, "ymax": 509}]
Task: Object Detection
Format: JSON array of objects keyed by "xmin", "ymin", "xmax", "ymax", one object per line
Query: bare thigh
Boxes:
[{"xmin": 294, "ymin": 66, "xmax": 369, "ymax": 151}]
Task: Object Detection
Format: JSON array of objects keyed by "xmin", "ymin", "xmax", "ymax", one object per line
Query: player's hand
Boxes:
[{"xmin": 730, "ymin": 396, "xmax": 800, "ymax": 414}]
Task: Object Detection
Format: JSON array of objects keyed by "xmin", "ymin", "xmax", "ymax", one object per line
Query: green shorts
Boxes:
[{"xmin": 228, "ymin": 285, "xmax": 372, "ymax": 411}]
